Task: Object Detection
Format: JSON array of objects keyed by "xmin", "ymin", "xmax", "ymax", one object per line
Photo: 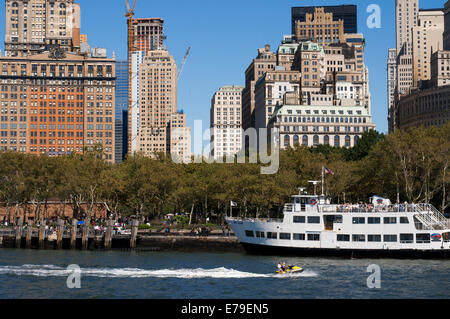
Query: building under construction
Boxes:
[{"xmin": 125, "ymin": 1, "xmax": 191, "ymax": 162}]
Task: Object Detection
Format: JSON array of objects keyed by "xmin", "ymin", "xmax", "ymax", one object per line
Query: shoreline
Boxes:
[{"xmin": 0, "ymin": 230, "xmax": 244, "ymax": 253}]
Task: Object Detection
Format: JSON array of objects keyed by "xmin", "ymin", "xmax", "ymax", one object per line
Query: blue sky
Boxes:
[{"xmin": 0, "ymin": 0, "xmax": 447, "ymax": 134}]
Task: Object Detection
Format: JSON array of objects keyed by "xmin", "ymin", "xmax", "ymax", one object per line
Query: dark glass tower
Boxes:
[
  {"xmin": 115, "ymin": 60, "xmax": 129, "ymax": 163},
  {"xmin": 291, "ymin": 5, "xmax": 358, "ymax": 35}
]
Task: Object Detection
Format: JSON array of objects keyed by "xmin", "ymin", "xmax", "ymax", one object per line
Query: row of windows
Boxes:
[
  {"xmin": 246, "ymin": 230, "xmax": 320, "ymax": 241},
  {"xmin": 291, "ymin": 216, "xmax": 410, "ymax": 225},
  {"xmin": 352, "ymin": 217, "xmax": 409, "ymax": 225},
  {"xmin": 245, "ymin": 231, "xmax": 439, "ymax": 244}
]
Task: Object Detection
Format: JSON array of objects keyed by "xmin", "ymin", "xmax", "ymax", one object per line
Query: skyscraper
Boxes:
[
  {"xmin": 210, "ymin": 86, "xmax": 244, "ymax": 159},
  {"xmin": 1, "ymin": 0, "xmax": 116, "ymax": 162},
  {"xmin": 412, "ymin": 9, "xmax": 444, "ymax": 87},
  {"xmin": 387, "ymin": 48, "xmax": 398, "ymax": 132},
  {"xmin": 126, "ymin": 18, "xmax": 165, "ymax": 152},
  {"xmin": 396, "ymin": 0, "xmax": 419, "ymax": 95},
  {"xmin": 115, "ymin": 60, "xmax": 129, "ymax": 163}
]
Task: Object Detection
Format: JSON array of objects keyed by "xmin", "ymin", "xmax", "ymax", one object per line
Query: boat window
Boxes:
[
  {"xmin": 352, "ymin": 234, "xmax": 366, "ymax": 242},
  {"xmin": 293, "ymin": 216, "xmax": 306, "ymax": 223},
  {"xmin": 352, "ymin": 217, "xmax": 365, "ymax": 224},
  {"xmin": 307, "ymin": 216, "xmax": 321, "ymax": 224},
  {"xmin": 337, "ymin": 234, "xmax": 350, "ymax": 242},
  {"xmin": 293, "ymin": 233, "xmax": 305, "ymax": 240},
  {"xmin": 255, "ymin": 231, "xmax": 265, "ymax": 238},
  {"xmin": 400, "ymin": 234, "xmax": 414, "ymax": 243},
  {"xmin": 444, "ymin": 232, "xmax": 450, "ymax": 243},
  {"xmin": 245, "ymin": 230, "xmax": 254, "ymax": 237},
  {"xmin": 383, "ymin": 234, "xmax": 397, "ymax": 242},
  {"xmin": 267, "ymin": 232, "xmax": 277, "ymax": 239},
  {"xmin": 416, "ymin": 233, "xmax": 430, "ymax": 243},
  {"xmin": 368, "ymin": 217, "xmax": 381, "ymax": 224},
  {"xmin": 280, "ymin": 233, "xmax": 291, "ymax": 240},
  {"xmin": 383, "ymin": 217, "xmax": 397, "ymax": 224},
  {"xmin": 400, "ymin": 217, "xmax": 409, "ymax": 224},
  {"xmin": 368, "ymin": 235, "xmax": 382, "ymax": 242},
  {"xmin": 307, "ymin": 234, "xmax": 320, "ymax": 241}
]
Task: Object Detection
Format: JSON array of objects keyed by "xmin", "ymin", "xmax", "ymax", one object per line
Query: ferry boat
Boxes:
[{"xmin": 226, "ymin": 188, "xmax": 450, "ymax": 258}]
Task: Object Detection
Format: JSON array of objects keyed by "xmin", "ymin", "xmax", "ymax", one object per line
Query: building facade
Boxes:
[
  {"xmin": 268, "ymin": 94, "xmax": 376, "ymax": 149},
  {"xmin": 292, "ymin": 5, "xmax": 357, "ymax": 36},
  {"xmin": 0, "ymin": 50, "xmax": 116, "ymax": 162},
  {"xmin": 412, "ymin": 9, "xmax": 444, "ymax": 87},
  {"xmin": 210, "ymin": 85, "xmax": 244, "ymax": 159},
  {"xmin": 4, "ymin": 0, "xmax": 81, "ymax": 57},
  {"xmin": 114, "ymin": 60, "xmax": 129, "ymax": 163},
  {"xmin": 395, "ymin": 0, "xmax": 419, "ymax": 96},
  {"xmin": 126, "ymin": 18, "xmax": 165, "ymax": 152},
  {"xmin": 387, "ymin": 48, "xmax": 398, "ymax": 132},
  {"xmin": 132, "ymin": 49, "xmax": 190, "ymax": 161},
  {"xmin": 390, "ymin": 0, "xmax": 450, "ymax": 131},
  {"xmin": 294, "ymin": 7, "xmax": 345, "ymax": 45}
]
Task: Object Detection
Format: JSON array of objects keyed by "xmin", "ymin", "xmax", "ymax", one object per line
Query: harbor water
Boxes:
[{"xmin": 0, "ymin": 249, "xmax": 448, "ymax": 299}]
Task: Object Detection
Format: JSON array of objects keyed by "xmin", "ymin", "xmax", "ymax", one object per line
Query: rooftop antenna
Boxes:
[
  {"xmin": 298, "ymin": 187, "xmax": 306, "ymax": 195},
  {"xmin": 308, "ymin": 180, "xmax": 321, "ymax": 196}
]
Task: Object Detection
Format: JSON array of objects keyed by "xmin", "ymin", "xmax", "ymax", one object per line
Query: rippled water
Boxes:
[{"xmin": 0, "ymin": 249, "xmax": 448, "ymax": 299}]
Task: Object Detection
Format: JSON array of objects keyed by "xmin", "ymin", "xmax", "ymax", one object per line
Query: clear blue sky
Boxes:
[{"xmin": 0, "ymin": 0, "xmax": 447, "ymax": 134}]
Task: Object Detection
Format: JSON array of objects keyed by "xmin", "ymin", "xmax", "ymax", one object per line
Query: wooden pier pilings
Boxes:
[
  {"xmin": 0, "ymin": 219, "xmax": 143, "ymax": 250},
  {"xmin": 70, "ymin": 219, "xmax": 77, "ymax": 249}
]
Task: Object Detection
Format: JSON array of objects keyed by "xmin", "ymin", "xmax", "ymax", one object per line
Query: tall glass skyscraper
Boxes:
[{"xmin": 115, "ymin": 60, "xmax": 129, "ymax": 163}]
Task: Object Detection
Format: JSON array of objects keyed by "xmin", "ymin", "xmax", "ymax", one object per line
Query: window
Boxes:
[
  {"xmin": 368, "ymin": 217, "xmax": 381, "ymax": 224},
  {"xmin": 400, "ymin": 234, "xmax": 414, "ymax": 243},
  {"xmin": 267, "ymin": 232, "xmax": 277, "ymax": 239},
  {"xmin": 307, "ymin": 233, "xmax": 320, "ymax": 241},
  {"xmin": 245, "ymin": 230, "xmax": 254, "ymax": 237},
  {"xmin": 337, "ymin": 234, "xmax": 350, "ymax": 242},
  {"xmin": 308, "ymin": 216, "xmax": 320, "ymax": 224},
  {"xmin": 368, "ymin": 235, "xmax": 382, "ymax": 242},
  {"xmin": 352, "ymin": 235, "xmax": 366, "ymax": 242},
  {"xmin": 384, "ymin": 217, "xmax": 397, "ymax": 224},
  {"xmin": 416, "ymin": 233, "xmax": 430, "ymax": 243},
  {"xmin": 384, "ymin": 235, "xmax": 397, "ymax": 242},
  {"xmin": 352, "ymin": 217, "xmax": 365, "ymax": 224},
  {"xmin": 255, "ymin": 231, "xmax": 265, "ymax": 238},
  {"xmin": 293, "ymin": 216, "xmax": 306, "ymax": 223},
  {"xmin": 293, "ymin": 233, "xmax": 305, "ymax": 240},
  {"xmin": 280, "ymin": 233, "xmax": 291, "ymax": 240},
  {"xmin": 400, "ymin": 217, "xmax": 409, "ymax": 224}
]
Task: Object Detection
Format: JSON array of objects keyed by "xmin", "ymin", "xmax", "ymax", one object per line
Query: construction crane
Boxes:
[
  {"xmin": 125, "ymin": 0, "xmax": 137, "ymax": 18},
  {"xmin": 177, "ymin": 46, "xmax": 191, "ymax": 81}
]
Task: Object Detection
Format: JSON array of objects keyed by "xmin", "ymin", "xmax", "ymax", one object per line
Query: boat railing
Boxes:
[
  {"xmin": 227, "ymin": 217, "xmax": 284, "ymax": 224},
  {"xmin": 318, "ymin": 204, "xmax": 426, "ymax": 214},
  {"xmin": 284, "ymin": 204, "xmax": 294, "ymax": 213}
]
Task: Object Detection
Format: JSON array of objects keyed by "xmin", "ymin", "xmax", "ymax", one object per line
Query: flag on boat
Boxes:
[
  {"xmin": 230, "ymin": 201, "xmax": 237, "ymax": 207},
  {"xmin": 324, "ymin": 167, "xmax": 335, "ymax": 175}
]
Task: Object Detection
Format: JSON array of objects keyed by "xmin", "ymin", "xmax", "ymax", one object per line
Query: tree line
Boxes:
[{"xmin": 0, "ymin": 123, "xmax": 449, "ymax": 225}]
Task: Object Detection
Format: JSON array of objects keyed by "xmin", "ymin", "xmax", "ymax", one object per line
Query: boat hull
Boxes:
[{"xmin": 240, "ymin": 242, "xmax": 450, "ymax": 259}]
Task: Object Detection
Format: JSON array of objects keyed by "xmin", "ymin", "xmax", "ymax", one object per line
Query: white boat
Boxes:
[{"xmin": 225, "ymin": 189, "xmax": 450, "ymax": 258}]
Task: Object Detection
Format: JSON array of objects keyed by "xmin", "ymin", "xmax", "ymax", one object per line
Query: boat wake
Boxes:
[{"xmin": 0, "ymin": 264, "xmax": 318, "ymax": 279}]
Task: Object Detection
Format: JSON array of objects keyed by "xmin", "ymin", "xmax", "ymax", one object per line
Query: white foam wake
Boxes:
[{"xmin": 0, "ymin": 265, "xmax": 318, "ymax": 279}]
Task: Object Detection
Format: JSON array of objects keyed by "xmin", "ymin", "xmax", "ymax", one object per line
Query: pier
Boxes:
[
  {"xmin": 0, "ymin": 219, "xmax": 241, "ymax": 252},
  {"xmin": 0, "ymin": 218, "xmax": 142, "ymax": 250}
]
